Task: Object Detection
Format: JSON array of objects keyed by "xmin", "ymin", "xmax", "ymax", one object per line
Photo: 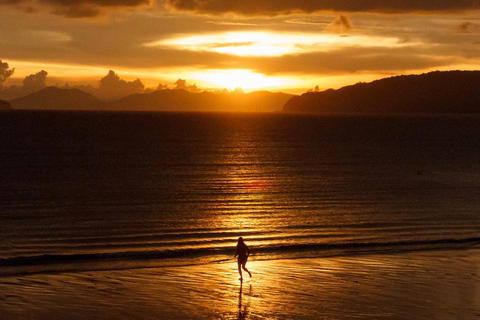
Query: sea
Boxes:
[{"xmin": 1, "ymin": 111, "xmax": 480, "ymax": 277}]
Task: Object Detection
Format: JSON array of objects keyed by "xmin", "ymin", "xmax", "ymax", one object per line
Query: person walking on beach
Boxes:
[{"xmin": 235, "ymin": 237, "xmax": 252, "ymax": 281}]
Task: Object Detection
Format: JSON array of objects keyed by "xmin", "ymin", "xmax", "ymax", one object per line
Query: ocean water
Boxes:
[{"xmin": 1, "ymin": 111, "xmax": 480, "ymax": 276}]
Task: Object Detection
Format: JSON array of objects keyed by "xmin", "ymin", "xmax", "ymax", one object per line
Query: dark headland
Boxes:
[
  {"xmin": 0, "ymin": 99, "xmax": 12, "ymax": 110},
  {"xmin": 283, "ymin": 71, "xmax": 480, "ymax": 114}
]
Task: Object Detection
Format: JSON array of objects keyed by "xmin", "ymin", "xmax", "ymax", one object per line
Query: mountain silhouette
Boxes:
[
  {"xmin": 112, "ymin": 89, "xmax": 294, "ymax": 112},
  {"xmin": 9, "ymin": 87, "xmax": 293, "ymax": 112},
  {"xmin": 0, "ymin": 100, "xmax": 12, "ymax": 110},
  {"xmin": 283, "ymin": 71, "xmax": 480, "ymax": 114},
  {"xmin": 10, "ymin": 87, "xmax": 106, "ymax": 110}
]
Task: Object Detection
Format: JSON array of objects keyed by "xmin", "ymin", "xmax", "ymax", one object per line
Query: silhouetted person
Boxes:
[{"xmin": 235, "ymin": 237, "xmax": 252, "ymax": 281}]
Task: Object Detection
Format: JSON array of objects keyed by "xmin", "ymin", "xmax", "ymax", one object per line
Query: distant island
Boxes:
[
  {"xmin": 9, "ymin": 87, "xmax": 294, "ymax": 113},
  {"xmin": 10, "ymin": 87, "xmax": 106, "ymax": 110},
  {"xmin": 283, "ymin": 71, "xmax": 480, "ymax": 114},
  {"xmin": 0, "ymin": 100, "xmax": 12, "ymax": 110},
  {"xmin": 112, "ymin": 89, "xmax": 294, "ymax": 112}
]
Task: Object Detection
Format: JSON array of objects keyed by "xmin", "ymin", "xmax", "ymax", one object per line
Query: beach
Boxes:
[{"xmin": 2, "ymin": 248, "xmax": 480, "ymax": 320}]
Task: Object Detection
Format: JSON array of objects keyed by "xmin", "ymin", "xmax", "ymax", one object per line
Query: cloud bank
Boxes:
[
  {"xmin": 10, "ymin": 0, "xmax": 476, "ymax": 17},
  {"xmin": 1, "ymin": 0, "xmax": 151, "ymax": 17},
  {"xmin": 0, "ymin": 65, "xmax": 205, "ymax": 100},
  {"xmin": 0, "ymin": 68, "xmax": 146, "ymax": 100},
  {"xmin": 97, "ymin": 70, "xmax": 144, "ymax": 100},
  {"xmin": 164, "ymin": 0, "xmax": 480, "ymax": 15},
  {"xmin": 0, "ymin": 70, "xmax": 47, "ymax": 100}
]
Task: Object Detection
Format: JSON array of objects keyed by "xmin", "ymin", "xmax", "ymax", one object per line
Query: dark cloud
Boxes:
[
  {"xmin": 23, "ymin": 69, "xmax": 48, "ymax": 91},
  {"xmin": 0, "ymin": 0, "xmax": 24, "ymax": 4},
  {"xmin": 174, "ymin": 78, "xmax": 202, "ymax": 92},
  {"xmin": 307, "ymin": 85, "xmax": 321, "ymax": 93},
  {"xmin": 174, "ymin": 79, "xmax": 187, "ymax": 90},
  {"xmin": 40, "ymin": 0, "xmax": 151, "ymax": 17},
  {"xmin": 70, "ymin": 75, "xmax": 205, "ymax": 98},
  {"xmin": 234, "ymin": 46, "xmax": 458, "ymax": 75},
  {"xmin": 73, "ymin": 75, "xmax": 203, "ymax": 98},
  {"xmin": 0, "ymin": 70, "xmax": 48, "ymax": 100},
  {"xmin": 164, "ymin": 0, "xmax": 480, "ymax": 15},
  {"xmin": 41, "ymin": 0, "xmax": 149, "ymax": 6},
  {"xmin": 456, "ymin": 22, "xmax": 480, "ymax": 33},
  {"xmin": 0, "ymin": 69, "xmax": 147, "ymax": 101},
  {"xmin": 325, "ymin": 15, "xmax": 352, "ymax": 33},
  {"xmin": 156, "ymin": 83, "xmax": 169, "ymax": 90},
  {"xmin": 0, "ymin": 60, "xmax": 15, "ymax": 89},
  {"xmin": 50, "ymin": 5, "xmax": 103, "ymax": 18},
  {"xmin": 0, "ymin": 0, "xmax": 151, "ymax": 17},
  {"xmin": 97, "ymin": 70, "xmax": 144, "ymax": 100}
]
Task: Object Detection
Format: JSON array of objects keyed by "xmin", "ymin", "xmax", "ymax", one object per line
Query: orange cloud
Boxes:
[
  {"xmin": 146, "ymin": 31, "xmax": 408, "ymax": 57},
  {"xmin": 164, "ymin": 0, "xmax": 480, "ymax": 15}
]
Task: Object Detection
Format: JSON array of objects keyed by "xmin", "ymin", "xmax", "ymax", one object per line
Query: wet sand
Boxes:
[{"xmin": 1, "ymin": 249, "xmax": 480, "ymax": 320}]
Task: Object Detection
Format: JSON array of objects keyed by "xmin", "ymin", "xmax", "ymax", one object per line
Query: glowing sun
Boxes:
[{"xmin": 187, "ymin": 69, "xmax": 296, "ymax": 91}]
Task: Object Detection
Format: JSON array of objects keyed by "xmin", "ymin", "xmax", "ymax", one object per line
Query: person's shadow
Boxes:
[{"xmin": 238, "ymin": 281, "xmax": 252, "ymax": 320}]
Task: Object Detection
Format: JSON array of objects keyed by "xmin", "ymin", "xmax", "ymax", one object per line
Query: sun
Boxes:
[{"xmin": 188, "ymin": 69, "xmax": 296, "ymax": 91}]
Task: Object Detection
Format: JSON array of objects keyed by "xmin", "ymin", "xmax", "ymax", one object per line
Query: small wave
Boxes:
[
  {"xmin": 2, "ymin": 237, "xmax": 480, "ymax": 270},
  {"xmin": 254, "ymin": 237, "xmax": 480, "ymax": 255},
  {"xmin": 0, "ymin": 247, "xmax": 231, "ymax": 267}
]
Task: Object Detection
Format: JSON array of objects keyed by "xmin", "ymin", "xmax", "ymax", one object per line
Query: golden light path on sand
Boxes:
[{"xmin": 2, "ymin": 250, "xmax": 479, "ymax": 319}]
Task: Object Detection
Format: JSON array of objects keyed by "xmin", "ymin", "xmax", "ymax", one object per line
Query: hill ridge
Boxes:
[
  {"xmin": 10, "ymin": 87, "xmax": 294, "ymax": 112},
  {"xmin": 0, "ymin": 99, "xmax": 12, "ymax": 110},
  {"xmin": 10, "ymin": 87, "xmax": 106, "ymax": 110},
  {"xmin": 283, "ymin": 71, "xmax": 480, "ymax": 114}
]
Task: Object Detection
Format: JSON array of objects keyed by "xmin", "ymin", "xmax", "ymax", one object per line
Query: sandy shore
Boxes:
[{"xmin": 1, "ymin": 248, "xmax": 480, "ymax": 320}]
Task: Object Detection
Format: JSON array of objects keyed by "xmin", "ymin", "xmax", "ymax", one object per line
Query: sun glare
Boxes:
[
  {"xmin": 145, "ymin": 31, "xmax": 409, "ymax": 57},
  {"xmin": 187, "ymin": 69, "xmax": 296, "ymax": 91}
]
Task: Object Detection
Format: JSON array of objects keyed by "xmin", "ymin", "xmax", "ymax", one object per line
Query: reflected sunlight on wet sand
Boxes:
[{"xmin": 2, "ymin": 248, "xmax": 480, "ymax": 320}]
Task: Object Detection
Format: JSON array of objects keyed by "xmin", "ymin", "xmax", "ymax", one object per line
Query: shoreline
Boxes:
[
  {"xmin": 2, "ymin": 239, "xmax": 480, "ymax": 278},
  {"xmin": 2, "ymin": 247, "xmax": 480, "ymax": 319}
]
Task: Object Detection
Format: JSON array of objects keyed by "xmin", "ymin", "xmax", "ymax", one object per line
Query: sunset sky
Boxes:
[{"xmin": 1, "ymin": 0, "xmax": 480, "ymax": 94}]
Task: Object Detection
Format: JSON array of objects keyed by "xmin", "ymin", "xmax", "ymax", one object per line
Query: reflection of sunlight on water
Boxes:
[
  {"xmin": 210, "ymin": 125, "xmax": 280, "ymax": 319},
  {"xmin": 218, "ymin": 174, "xmax": 268, "ymax": 231},
  {"xmin": 212, "ymin": 122, "xmax": 278, "ymax": 233}
]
